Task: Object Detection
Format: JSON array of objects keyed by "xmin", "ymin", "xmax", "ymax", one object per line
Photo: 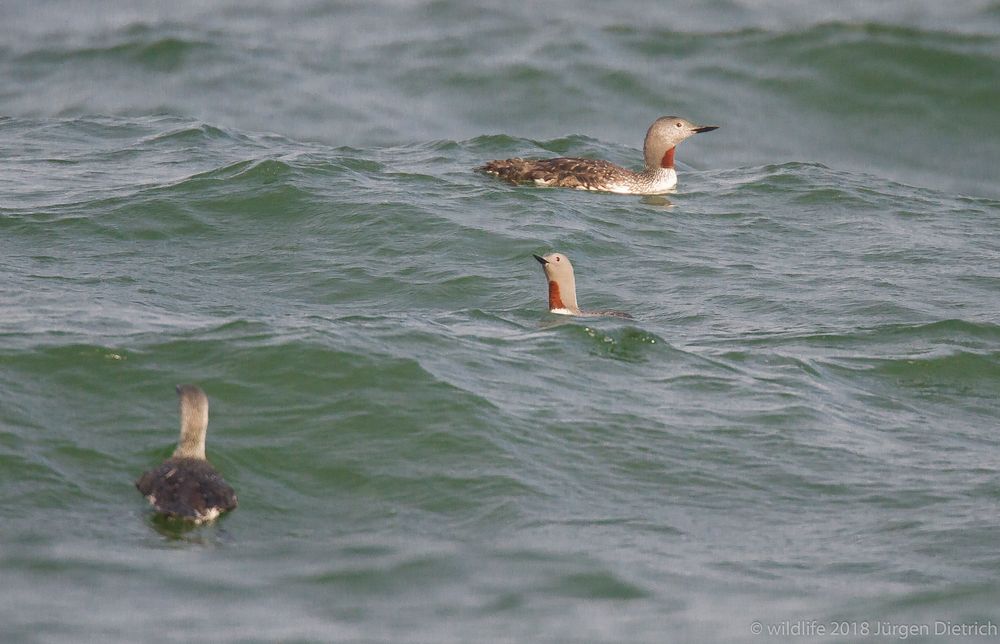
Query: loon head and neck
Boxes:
[
  {"xmin": 641, "ymin": 116, "xmax": 718, "ymax": 171},
  {"xmin": 534, "ymin": 253, "xmax": 580, "ymax": 315}
]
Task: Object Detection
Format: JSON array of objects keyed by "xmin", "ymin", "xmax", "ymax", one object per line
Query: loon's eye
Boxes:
[{"xmin": 675, "ymin": 122, "xmax": 682, "ymax": 128}]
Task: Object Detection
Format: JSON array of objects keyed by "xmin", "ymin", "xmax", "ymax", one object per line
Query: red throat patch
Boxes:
[
  {"xmin": 548, "ymin": 281, "xmax": 565, "ymax": 310},
  {"xmin": 660, "ymin": 147, "xmax": 676, "ymax": 169}
]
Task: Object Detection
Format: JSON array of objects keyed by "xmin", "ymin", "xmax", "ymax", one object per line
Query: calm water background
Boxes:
[{"xmin": 2, "ymin": 1, "xmax": 999, "ymax": 642}]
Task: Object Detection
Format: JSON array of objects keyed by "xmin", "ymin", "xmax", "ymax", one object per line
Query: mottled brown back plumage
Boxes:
[
  {"xmin": 136, "ymin": 457, "xmax": 238, "ymax": 521},
  {"xmin": 479, "ymin": 157, "xmax": 628, "ymax": 190},
  {"xmin": 584, "ymin": 309, "xmax": 635, "ymax": 320}
]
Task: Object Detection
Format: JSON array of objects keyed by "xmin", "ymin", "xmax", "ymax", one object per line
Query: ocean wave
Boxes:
[
  {"xmin": 832, "ymin": 350, "xmax": 1000, "ymax": 402},
  {"xmin": 13, "ymin": 24, "xmax": 215, "ymax": 73}
]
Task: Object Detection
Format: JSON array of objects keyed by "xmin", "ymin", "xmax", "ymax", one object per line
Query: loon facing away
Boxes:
[
  {"xmin": 480, "ymin": 116, "xmax": 718, "ymax": 195},
  {"xmin": 136, "ymin": 384, "xmax": 237, "ymax": 524},
  {"xmin": 534, "ymin": 253, "xmax": 633, "ymax": 319}
]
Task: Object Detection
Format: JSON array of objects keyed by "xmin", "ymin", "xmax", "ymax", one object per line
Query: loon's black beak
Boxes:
[
  {"xmin": 533, "ymin": 254, "xmax": 548, "ymax": 265},
  {"xmin": 693, "ymin": 125, "xmax": 719, "ymax": 134}
]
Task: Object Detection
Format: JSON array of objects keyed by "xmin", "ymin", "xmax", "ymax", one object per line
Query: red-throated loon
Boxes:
[
  {"xmin": 136, "ymin": 384, "xmax": 237, "ymax": 524},
  {"xmin": 481, "ymin": 116, "xmax": 718, "ymax": 194}
]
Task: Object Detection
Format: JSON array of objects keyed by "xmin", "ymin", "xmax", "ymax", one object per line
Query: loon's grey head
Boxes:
[{"xmin": 643, "ymin": 116, "xmax": 718, "ymax": 169}]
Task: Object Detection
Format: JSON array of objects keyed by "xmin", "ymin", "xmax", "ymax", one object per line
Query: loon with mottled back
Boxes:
[
  {"xmin": 480, "ymin": 116, "xmax": 718, "ymax": 194},
  {"xmin": 135, "ymin": 384, "xmax": 237, "ymax": 524}
]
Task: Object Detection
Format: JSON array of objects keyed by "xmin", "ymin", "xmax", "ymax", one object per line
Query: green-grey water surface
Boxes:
[{"xmin": 2, "ymin": 1, "xmax": 1000, "ymax": 642}]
